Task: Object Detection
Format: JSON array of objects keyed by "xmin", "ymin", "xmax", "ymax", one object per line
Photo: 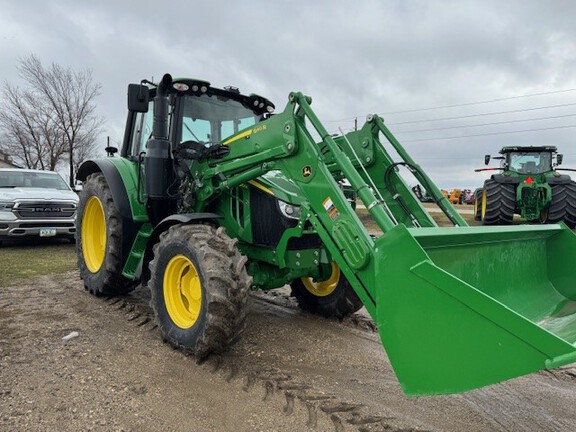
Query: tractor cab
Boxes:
[
  {"xmin": 498, "ymin": 146, "xmax": 558, "ymax": 175},
  {"xmin": 123, "ymin": 77, "xmax": 275, "ymax": 160}
]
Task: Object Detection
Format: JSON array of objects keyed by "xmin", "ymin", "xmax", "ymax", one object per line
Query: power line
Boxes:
[
  {"xmin": 387, "ymin": 102, "xmax": 576, "ymax": 126},
  {"xmin": 394, "ymin": 113, "xmax": 576, "ymax": 134},
  {"xmin": 381, "ymin": 88, "xmax": 576, "ymax": 115},
  {"xmin": 402, "ymin": 124, "xmax": 576, "ymax": 143},
  {"xmin": 324, "ymin": 88, "xmax": 576, "ymax": 123}
]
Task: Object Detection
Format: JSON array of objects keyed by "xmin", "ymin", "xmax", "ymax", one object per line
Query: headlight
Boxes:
[
  {"xmin": 278, "ymin": 200, "xmax": 301, "ymax": 220},
  {"xmin": 0, "ymin": 201, "xmax": 13, "ymax": 211}
]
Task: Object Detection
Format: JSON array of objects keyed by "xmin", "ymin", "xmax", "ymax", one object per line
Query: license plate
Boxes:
[{"xmin": 39, "ymin": 228, "xmax": 57, "ymax": 237}]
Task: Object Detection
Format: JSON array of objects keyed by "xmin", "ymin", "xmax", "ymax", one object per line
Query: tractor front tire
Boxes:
[
  {"xmin": 77, "ymin": 172, "xmax": 136, "ymax": 296},
  {"xmin": 291, "ymin": 264, "xmax": 363, "ymax": 319},
  {"xmin": 149, "ymin": 224, "xmax": 250, "ymax": 358},
  {"xmin": 481, "ymin": 179, "xmax": 515, "ymax": 225}
]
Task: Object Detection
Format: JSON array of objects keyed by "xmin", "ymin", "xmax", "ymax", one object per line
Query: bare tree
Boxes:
[{"xmin": 0, "ymin": 54, "xmax": 103, "ymax": 185}]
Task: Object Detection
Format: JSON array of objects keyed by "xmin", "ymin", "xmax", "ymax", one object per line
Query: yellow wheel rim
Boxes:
[
  {"xmin": 164, "ymin": 254, "xmax": 202, "ymax": 329},
  {"xmin": 301, "ymin": 262, "xmax": 340, "ymax": 297},
  {"xmin": 82, "ymin": 196, "xmax": 106, "ymax": 273},
  {"xmin": 481, "ymin": 189, "xmax": 487, "ymax": 220},
  {"xmin": 473, "ymin": 196, "xmax": 478, "ymax": 216}
]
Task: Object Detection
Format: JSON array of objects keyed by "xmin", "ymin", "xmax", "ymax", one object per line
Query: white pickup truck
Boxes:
[{"xmin": 0, "ymin": 168, "xmax": 79, "ymax": 245}]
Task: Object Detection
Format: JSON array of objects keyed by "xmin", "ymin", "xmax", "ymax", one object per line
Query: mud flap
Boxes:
[{"xmin": 374, "ymin": 224, "xmax": 576, "ymax": 396}]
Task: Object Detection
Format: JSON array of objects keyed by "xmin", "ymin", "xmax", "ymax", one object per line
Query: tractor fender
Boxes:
[
  {"xmin": 140, "ymin": 213, "xmax": 222, "ymax": 284},
  {"xmin": 547, "ymin": 175, "xmax": 572, "ymax": 185},
  {"xmin": 77, "ymin": 159, "xmax": 134, "ymax": 220},
  {"xmin": 490, "ymin": 174, "xmax": 520, "ymax": 185},
  {"xmin": 77, "ymin": 158, "xmax": 145, "ymax": 267}
]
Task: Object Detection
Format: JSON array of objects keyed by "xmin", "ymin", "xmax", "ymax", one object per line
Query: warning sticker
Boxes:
[{"xmin": 322, "ymin": 197, "xmax": 340, "ymax": 220}]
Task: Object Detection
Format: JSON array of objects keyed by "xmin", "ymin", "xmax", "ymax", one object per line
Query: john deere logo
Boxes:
[{"xmin": 302, "ymin": 166, "xmax": 312, "ymax": 177}]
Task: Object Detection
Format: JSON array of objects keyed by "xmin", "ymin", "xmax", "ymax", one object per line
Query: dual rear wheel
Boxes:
[{"xmin": 474, "ymin": 179, "xmax": 576, "ymax": 228}]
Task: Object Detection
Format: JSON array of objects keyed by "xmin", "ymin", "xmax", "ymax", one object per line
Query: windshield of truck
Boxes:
[
  {"xmin": 0, "ymin": 170, "xmax": 71, "ymax": 190},
  {"xmin": 180, "ymin": 94, "xmax": 260, "ymax": 145},
  {"xmin": 507, "ymin": 152, "xmax": 552, "ymax": 174}
]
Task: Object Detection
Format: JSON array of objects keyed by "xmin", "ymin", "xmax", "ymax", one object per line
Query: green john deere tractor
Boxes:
[
  {"xmin": 76, "ymin": 74, "xmax": 576, "ymax": 396},
  {"xmin": 473, "ymin": 146, "xmax": 576, "ymax": 227}
]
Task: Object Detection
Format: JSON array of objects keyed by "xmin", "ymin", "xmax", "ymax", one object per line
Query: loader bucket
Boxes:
[{"xmin": 374, "ymin": 223, "xmax": 576, "ymax": 396}]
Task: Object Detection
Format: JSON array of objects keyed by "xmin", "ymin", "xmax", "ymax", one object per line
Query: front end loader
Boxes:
[{"xmin": 76, "ymin": 74, "xmax": 576, "ymax": 396}]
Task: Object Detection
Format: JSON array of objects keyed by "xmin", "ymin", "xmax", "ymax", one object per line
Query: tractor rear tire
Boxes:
[
  {"xmin": 473, "ymin": 189, "xmax": 483, "ymax": 221},
  {"xmin": 481, "ymin": 179, "xmax": 515, "ymax": 225},
  {"xmin": 148, "ymin": 224, "xmax": 250, "ymax": 358},
  {"xmin": 544, "ymin": 184, "xmax": 567, "ymax": 224},
  {"xmin": 77, "ymin": 172, "xmax": 136, "ymax": 296},
  {"xmin": 291, "ymin": 264, "xmax": 363, "ymax": 319},
  {"xmin": 564, "ymin": 181, "xmax": 576, "ymax": 228}
]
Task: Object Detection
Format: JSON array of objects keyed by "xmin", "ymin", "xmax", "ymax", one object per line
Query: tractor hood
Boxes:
[{"xmin": 252, "ymin": 171, "xmax": 304, "ymax": 205}]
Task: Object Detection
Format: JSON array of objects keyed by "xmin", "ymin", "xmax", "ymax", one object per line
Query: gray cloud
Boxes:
[{"xmin": 1, "ymin": 0, "xmax": 575, "ymax": 188}]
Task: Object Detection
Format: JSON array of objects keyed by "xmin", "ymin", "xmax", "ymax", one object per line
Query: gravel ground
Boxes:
[{"xmin": 2, "ymin": 271, "xmax": 576, "ymax": 431}]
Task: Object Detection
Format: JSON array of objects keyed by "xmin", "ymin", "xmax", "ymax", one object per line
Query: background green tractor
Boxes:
[{"xmin": 473, "ymin": 146, "xmax": 576, "ymax": 227}]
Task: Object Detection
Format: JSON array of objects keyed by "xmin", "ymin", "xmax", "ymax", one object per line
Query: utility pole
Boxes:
[{"xmin": 69, "ymin": 141, "xmax": 74, "ymax": 188}]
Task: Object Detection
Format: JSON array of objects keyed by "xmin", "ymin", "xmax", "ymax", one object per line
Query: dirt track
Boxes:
[{"xmin": 3, "ymin": 270, "xmax": 576, "ymax": 431}]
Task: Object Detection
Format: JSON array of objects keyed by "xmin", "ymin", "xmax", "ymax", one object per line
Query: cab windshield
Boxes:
[
  {"xmin": 179, "ymin": 94, "xmax": 261, "ymax": 145},
  {"xmin": 506, "ymin": 151, "xmax": 552, "ymax": 174}
]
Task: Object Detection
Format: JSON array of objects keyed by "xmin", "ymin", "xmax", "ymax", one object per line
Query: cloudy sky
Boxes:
[{"xmin": 1, "ymin": 0, "xmax": 576, "ymax": 188}]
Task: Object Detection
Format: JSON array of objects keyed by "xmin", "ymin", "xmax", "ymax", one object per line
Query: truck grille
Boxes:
[{"xmin": 15, "ymin": 202, "xmax": 76, "ymax": 219}]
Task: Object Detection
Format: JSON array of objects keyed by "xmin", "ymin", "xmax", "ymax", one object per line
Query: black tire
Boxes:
[
  {"xmin": 290, "ymin": 264, "xmax": 362, "ymax": 319},
  {"xmin": 473, "ymin": 189, "xmax": 483, "ymax": 221},
  {"xmin": 481, "ymin": 179, "xmax": 515, "ymax": 225},
  {"xmin": 149, "ymin": 224, "xmax": 250, "ymax": 358},
  {"xmin": 76, "ymin": 173, "xmax": 136, "ymax": 296},
  {"xmin": 564, "ymin": 181, "xmax": 576, "ymax": 228},
  {"xmin": 544, "ymin": 184, "xmax": 567, "ymax": 224}
]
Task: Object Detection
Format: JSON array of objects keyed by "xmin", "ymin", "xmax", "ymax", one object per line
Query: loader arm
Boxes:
[{"xmin": 188, "ymin": 91, "xmax": 576, "ymax": 396}]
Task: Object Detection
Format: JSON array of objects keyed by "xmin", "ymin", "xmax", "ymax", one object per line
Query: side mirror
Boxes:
[
  {"xmin": 484, "ymin": 154, "xmax": 491, "ymax": 165},
  {"xmin": 557, "ymin": 154, "xmax": 563, "ymax": 165},
  {"xmin": 127, "ymin": 84, "xmax": 149, "ymax": 113}
]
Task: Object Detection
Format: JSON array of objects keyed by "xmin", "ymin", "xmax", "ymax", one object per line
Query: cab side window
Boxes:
[{"xmin": 130, "ymin": 102, "xmax": 154, "ymax": 157}]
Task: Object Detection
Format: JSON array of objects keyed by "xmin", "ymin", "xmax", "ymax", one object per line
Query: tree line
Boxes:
[{"xmin": 0, "ymin": 54, "xmax": 103, "ymax": 186}]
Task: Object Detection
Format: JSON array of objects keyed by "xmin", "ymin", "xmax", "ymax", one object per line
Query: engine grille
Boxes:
[{"xmin": 15, "ymin": 202, "xmax": 76, "ymax": 219}]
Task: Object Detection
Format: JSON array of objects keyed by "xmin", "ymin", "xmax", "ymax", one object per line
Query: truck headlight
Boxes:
[{"xmin": 278, "ymin": 200, "xmax": 301, "ymax": 220}]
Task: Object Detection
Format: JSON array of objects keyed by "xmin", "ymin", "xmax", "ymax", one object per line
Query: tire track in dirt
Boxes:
[{"xmin": 94, "ymin": 284, "xmax": 435, "ymax": 432}]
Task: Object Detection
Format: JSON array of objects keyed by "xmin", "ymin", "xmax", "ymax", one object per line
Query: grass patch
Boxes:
[
  {"xmin": 356, "ymin": 206, "xmax": 481, "ymax": 233},
  {"xmin": 0, "ymin": 241, "xmax": 76, "ymax": 286}
]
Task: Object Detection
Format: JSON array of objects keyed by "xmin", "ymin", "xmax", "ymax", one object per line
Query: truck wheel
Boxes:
[
  {"xmin": 149, "ymin": 224, "xmax": 250, "ymax": 358},
  {"xmin": 77, "ymin": 172, "xmax": 136, "ymax": 296},
  {"xmin": 481, "ymin": 179, "xmax": 515, "ymax": 225},
  {"xmin": 473, "ymin": 189, "xmax": 483, "ymax": 221},
  {"xmin": 291, "ymin": 263, "xmax": 363, "ymax": 319}
]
